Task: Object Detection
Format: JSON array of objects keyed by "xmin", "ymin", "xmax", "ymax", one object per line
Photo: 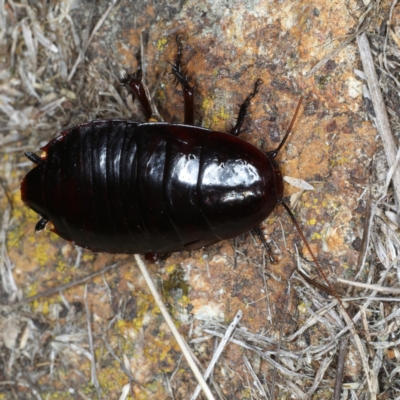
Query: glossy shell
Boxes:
[{"xmin": 21, "ymin": 119, "xmax": 283, "ymax": 254}]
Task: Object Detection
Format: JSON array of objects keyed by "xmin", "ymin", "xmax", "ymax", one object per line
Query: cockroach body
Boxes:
[
  {"xmin": 21, "ymin": 39, "xmax": 302, "ymax": 259},
  {"xmin": 22, "ymin": 120, "xmax": 283, "ymax": 254}
]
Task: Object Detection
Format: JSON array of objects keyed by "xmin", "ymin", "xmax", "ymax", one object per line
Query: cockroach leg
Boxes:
[
  {"xmin": 170, "ymin": 36, "xmax": 195, "ymax": 125},
  {"xmin": 24, "ymin": 152, "xmax": 42, "ymax": 165},
  {"xmin": 35, "ymin": 217, "xmax": 49, "ymax": 232},
  {"xmin": 252, "ymin": 225, "xmax": 277, "ymax": 264},
  {"xmin": 266, "ymin": 96, "xmax": 303, "ymax": 158},
  {"xmin": 121, "ymin": 64, "xmax": 153, "ymax": 121},
  {"xmin": 145, "ymin": 252, "xmax": 169, "ymax": 262},
  {"xmin": 230, "ymin": 79, "xmax": 263, "ymax": 137}
]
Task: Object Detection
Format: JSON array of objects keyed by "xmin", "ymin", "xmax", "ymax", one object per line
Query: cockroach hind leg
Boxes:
[
  {"xmin": 252, "ymin": 226, "xmax": 277, "ymax": 264},
  {"xmin": 119, "ymin": 70, "xmax": 141, "ymax": 87},
  {"xmin": 230, "ymin": 79, "xmax": 263, "ymax": 137},
  {"xmin": 120, "ymin": 44, "xmax": 153, "ymax": 121},
  {"xmin": 145, "ymin": 252, "xmax": 159, "ymax": 262},
  {"xmin": 144, "ymin": 252, "xmax": 169, "ymax": 262},
  {"xmin": 25, "ymin": 152, "xmax": 42, "ymax": 165},
  {"xmin": 35, "ymin": 217, "xmax": 49, "ymax": 232},
  {"xmin": 269, "ymin": 96, "xmax": 303, "ymax": 157},
  {"xmin": 170, "ymin": 36, "xmax": 195, "ymax": 125}
]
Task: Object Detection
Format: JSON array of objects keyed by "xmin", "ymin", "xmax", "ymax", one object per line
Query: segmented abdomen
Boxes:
[{"xmin": 35, "ymin": 120, "xmax": 216, "ymax": 253}]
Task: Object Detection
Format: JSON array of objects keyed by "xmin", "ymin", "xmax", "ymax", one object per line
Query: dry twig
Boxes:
[
  {"xmin": 357, "ymin": 32, "xmax": 400, "ymax": 207},
  {"xmin": 133, "ymin": 254, "xmax": 216, "ymax": 400},
  {"xmin": 190, "ymin": 310, "xmax": 243, "ymax": 400}
]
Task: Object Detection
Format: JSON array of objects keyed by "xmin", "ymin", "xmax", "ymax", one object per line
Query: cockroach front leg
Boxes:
[
  {"xmin": 230, "ymin": 79, "xmax": 263, "ymax": 136},
  {"xmin": 171, "ymin": 36, "xmax": 196, "ymax": 125},
  {"xmin": 121, "ymin": 46, "xmax": 163, "ymax": 122}
]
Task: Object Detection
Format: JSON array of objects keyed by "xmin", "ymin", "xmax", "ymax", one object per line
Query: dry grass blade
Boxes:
[
  {"xmin": 67, "ymin": 0, "xmax": 119, "ymax": 81},
  {"xmin": 333, "ymin": 337, "xmax": 350, "ymax": 400},
  {"xmin": 270, "ymin": 279, "xmax": 291, "ymax": 400},
  {"xmin": 357, "ymin": 32, "xmax": 400, "ymax": 206},
  {"xmin": 119, "ymin": 384, "xmax": 131, "ymax": 400},
  {"xmin": 337, "ymin": 278, "xmax": 400, "ymax": 294},
  {"xmin": 203, "ymin": 328, "xmax": 312, "ymax": 380},
  {"xmin": 242, "ymin": 355, "xmax": 268, "ymax": 398},
  {"xmin": 190, "ymin": 310, "xmax": 242, "ymax": 400},
  {"xmin": 12, "ymin": 263, "xmax": 119, "ymax": 306},
  {"xmin": 353, "ymin": 184, "xmax": 372, "ymax": 286},
  {"xmin": 306, "ymin": 33, "xmax": 361, "ymax": 78},
  {"xmin": 307, "ymin": 354, "xmax": 334, "ymax": 397},
  {"xmin": 339, "ymin": 308, "xmax": 378, "ymax": 397},
  {"xmin": 84, "ymin": 285, "xmax": 101, "ymax": 399},
  {"xmin": 133, "ymin": 254, "xmax": 215, "ymax": 400}
]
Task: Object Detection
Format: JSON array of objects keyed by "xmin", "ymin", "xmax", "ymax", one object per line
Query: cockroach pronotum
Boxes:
[{"xmin": 21, "ymin": 38, "xmax": 333, "ymax": 293}]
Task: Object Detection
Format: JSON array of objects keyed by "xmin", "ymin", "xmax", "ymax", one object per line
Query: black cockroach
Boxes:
[{"xmin": 21, "ymin": 38, "xmax": 329, "ymax": 288}]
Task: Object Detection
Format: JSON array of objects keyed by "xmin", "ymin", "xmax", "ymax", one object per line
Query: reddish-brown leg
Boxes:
[
  {"xmin": 230, "ymin": 79, "xmax": 263, "ymax": 136},
  {"xmin": 252, "ymin": 226, "xmax": 277, "ymax": 264},
  {"xmin": 121, "ymin": 51, "xmax": 153, "ymax": 121},
  {"xmin": 170, "ymin": 37, "xmax": 195, "ymax": 125},
  {"xmin": 144, "ymin": 252, "xmax": 169, "ymax": 262}
]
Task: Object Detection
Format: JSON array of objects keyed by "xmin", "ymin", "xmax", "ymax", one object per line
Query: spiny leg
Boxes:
[
  {"xmin": 121, "ymin": 49, "xmax": 153, "ymax": 121},
  {"xmin": 171, "ymin": 36, "xmax": 195, "ymax": 125},
  {"xmin": 144, "ymin": 252, "xmax": 169, "ymax": 262},
  {"xmin": 230, "ymin": 78, "xmax": 263, "ymax": 137},
  {"xmin": 280, "ymin": 200, "xmax": 342, "ymax": 299},
  {"xmin": 266, "ymin": 96, "xmax": 303, "ymax": 158},
  {"xmin": 25, "ymin": 152, "xmax": 42, "ymax": 165},
  {"xmin": 35, "ymin": 217, "xmax": 49, "ymax": 232},
  {"xmin": 252, "ymin": 225, "xmax": 277, "ymax": 264}
]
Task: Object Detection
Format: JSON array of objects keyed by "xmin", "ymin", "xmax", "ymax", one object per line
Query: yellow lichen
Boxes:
[
  {"xmin": 179, "ymin": 295, "xmax": 190, "ymax": 308},
  {"xmin": 330, "ymin": 157, "xmax": 350, "ymax": 167},
  {"xmin": 82, "ymin": 253, "xmax": 95, "ymax": 262},
  {"xmin": 143, "ymin": 336, "xmax": 179, "ymax": 372},
  {"xmin": 157, "ymin": 37, "xmax": 168, "ymax": 51},
  {"xmin": 41, "ymin": 301, "xmax": 50, "ymax": 315},
  {"xmin": 202, "ymin": 97, "xmax": 213, "ymax": 111},
  {"xmin": 298, "ymin": 302, "xmax": 307, "ymax": 314},
  {"xmin": 116, "ymin": 319, "xmax": 128, "ymax": 331},
  {"xmin": 163, "ymin": 266, "xmax": 190, "ymax": 299},
  {"xmin": 241, "ymin": 387, "xmax": 253, "ymax": 398},
  {"xmin": 166, "ymin": 264, "xmax": 177, "ymax": 274},
  {"xmin": 97, "ymin": 363, "xmax": 129, "ymax": 393},
  {"xmin": 25, "ymin": 282, "xmax": 39, "ymax": 298},
  {"xmin": 56, "ymin": 261, "xmax": 67, "ymax": 273},
  {"xmin": 6, "ymin": 194, "xmax": 39, "ymax": 250},
  {"xmin": 219, "ymin": 106, "xmax": 230, "ymax": 121},
  {"xmin": 35, "ymin": 242, "xmax": 55, "ymax": 266},
  {"xmin": 130, "ymin": 291, "xmax": 158, "ymax": 331},
  {"xmin": 157, "ymin": 89, "xmax": 166, "ymax": 102},
  {"xmin": 201, "ymin": 97, "xmax": 214, "ymax": 128}
]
